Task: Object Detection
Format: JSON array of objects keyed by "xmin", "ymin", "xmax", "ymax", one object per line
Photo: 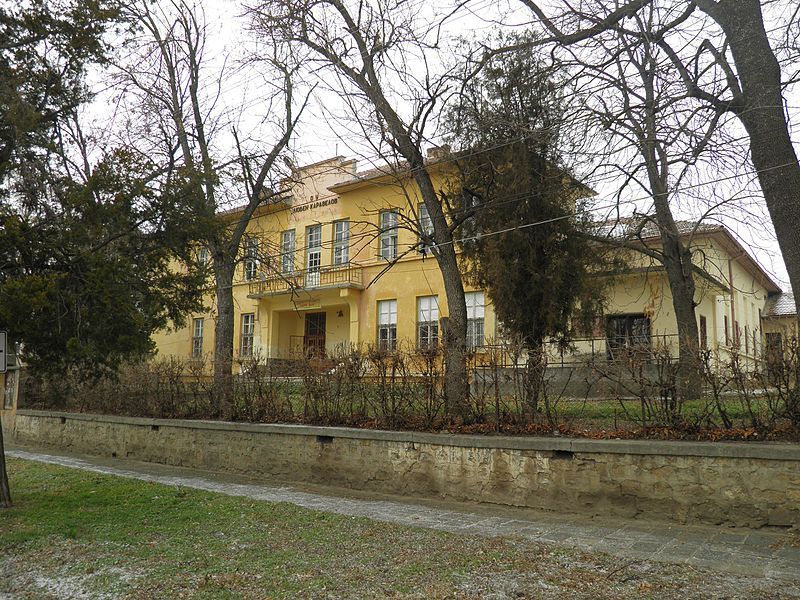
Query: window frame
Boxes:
[
  {"xmin": 306, "ymin": 224, "xmax": 323, "ymax": 286},
  {"xmin": 333, "ymin": 219, "xmax": 350, "ymax": 266},
  {"xmin": 240, "ymin": 313, "xmax": 255, "ymax": 358},
  {"xmin": 416, "ymin": 295, "xmax": 439, "ymax": 350},
  {"xmin": 281, "ymin": 229, "xmax": 296, "ymax": 274},
  {"xmin": 379, "ymin": 210, "xmax": 399, "ymax": 261},
  {"xmin": 465, "ymin": 291, "xmax": 485, "ymax": 349},
  {"xmin": 191, "ymin": 318, "xmax": 204, "ymax": 359},
  {"xmin": 417, "ymin": 203, "xmax": 433, "ymax": 255},
  {"xmin": 244, "ymin": 236, "xmax": 259, "ymax": 280},
  {"xmin": 377, "ymin": 299, "xmax": 398, "ymax": 351}
]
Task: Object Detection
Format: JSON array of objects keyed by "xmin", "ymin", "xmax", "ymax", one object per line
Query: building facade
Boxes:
[{"xmin": 151, "ymin": 155, "xmax": 796, "ymax": 369}]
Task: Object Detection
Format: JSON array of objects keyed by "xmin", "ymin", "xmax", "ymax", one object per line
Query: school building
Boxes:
[{"xmin": 150, "ymin": 154, "xmax": 797, "ymax": 369}]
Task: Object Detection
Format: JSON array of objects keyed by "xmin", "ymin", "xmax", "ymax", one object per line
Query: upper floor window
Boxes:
[
  {"xmin": 417, "ymin": 295, "xmax": 439, "ymax": 350},
  {"xmin": 418, "ymin": 203, "xmax": 433, "ymax": 255},
  {"xmin": 240, "ymin": 313, "xmax": 255, "ymax": 357},
  {"xmin": 197, "ymin": 246, "xmax": 210, "ymax": 266},
  {"xmin": 465, "ymin": 291, "xmax": 485, "ymax": 349},
  {"xmin": 379, "ymin": 210, "xmax": 398, "ymax": 261},
  {"xmin": 333, "ymin": 220, "xmax": 350, "ymax": 265},
  {"xmin": 192, "ymin": 318, "xmax": 204, "ymax": 359},
  {"xmin": 306, "ymin": 224, "xmax": 322, "ymax": 287},
  {"xmin": 377, "ymin": 299, "xmax": 397, "ymax": 351},
  {"xmin": 281, "ymin": 230, "xmax": 296, "ymax": 274},
  {"xmin": 244, "ymin": 237, "xmax": 259, "ymax": 280}
]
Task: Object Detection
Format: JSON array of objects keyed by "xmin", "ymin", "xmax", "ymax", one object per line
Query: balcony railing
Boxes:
[{"xmin": 247, "ymin": 263, "xmax": 364, "ymax": 297}]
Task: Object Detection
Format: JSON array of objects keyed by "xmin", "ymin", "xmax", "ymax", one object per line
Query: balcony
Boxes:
[{"xmin": 247, "ymin": 263, "xmax": 364, "ymax": 298}]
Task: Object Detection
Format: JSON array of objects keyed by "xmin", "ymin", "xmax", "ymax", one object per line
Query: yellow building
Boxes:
[{"xmin": 151, "ymin": 155, "xmax": 796, "ymax": 369}]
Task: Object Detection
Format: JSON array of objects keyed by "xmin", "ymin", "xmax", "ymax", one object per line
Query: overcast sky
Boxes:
[{"xmin": 91, "ymin": 0, "xmax": 800, "ymax": 290}]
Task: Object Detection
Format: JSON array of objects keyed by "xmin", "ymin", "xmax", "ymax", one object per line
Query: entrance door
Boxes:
[{"xmin": 304, "ymin": 312, "xmax": 326, "ymax": 357}]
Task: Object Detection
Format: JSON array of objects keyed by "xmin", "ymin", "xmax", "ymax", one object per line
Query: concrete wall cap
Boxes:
[{"xmin": 15, "ymin": 409, "xmax": 800, "ymax": 461}]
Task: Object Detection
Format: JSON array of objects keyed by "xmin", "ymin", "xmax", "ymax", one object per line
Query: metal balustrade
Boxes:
[{"xmin": 247, "ymin": 263, "xmax": 364, "ymax": 297}]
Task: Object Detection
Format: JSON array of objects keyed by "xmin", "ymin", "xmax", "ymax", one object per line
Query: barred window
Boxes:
[
  {"xmin": 379, "ymin": 210, "xmax": 398, "ymax": 260},
  {"xmin": 417, "ymin": 295, "xmax": 439, "ymax": 350},
  {"xmin": 281, "ymin": 230, "xmax": 295, "ymax": 274},
  {"xmin": 192, "ymin": 318, "xmax": 204, "ymax": 358},
  {"xmin": 465, "ymin": 291, "xmax": 485, "ymax": 349},
  {"xmin": 333, "ymin": 220, "xmax": 350, "ymax": 265},
  {"xmin": 377, "ymin": 299, "xmax": 397, "ymax": 351},
  {"xmin": 240, "ymin": 313, "xmax": 255, "ymax": 357}
]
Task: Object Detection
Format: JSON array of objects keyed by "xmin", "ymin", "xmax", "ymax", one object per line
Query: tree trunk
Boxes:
[
  {"xmin": 661, "ymin": 231, "xmax": 702, "ymax": 402},
  {"xmin": 523, "ymin": 342, "xmax": 545, "ymax": 422},
  {"xmin": 213, "ymin": 251, "xmax": 235, "ymax": 418},
  {"xmin": 437, "ymin": 246, "xmax": 470, "ymax": 421},
  {"xmin": 0, "ymin": 416, "xmax": 12, "ymax": 508},
  {"xmin": 702, "ymin": 0, "xmax": 800, "ymax": 316}
]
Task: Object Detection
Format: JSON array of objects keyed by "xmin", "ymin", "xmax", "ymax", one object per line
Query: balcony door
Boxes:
[
  {"xmin": 304, "ymin": 312, "xmax": 326, "ymax": 357},
  {"xmin": 306, "ymin": 224, "xmax": 322, "ymax": 287}
]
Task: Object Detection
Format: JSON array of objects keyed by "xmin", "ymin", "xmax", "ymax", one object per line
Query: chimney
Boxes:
[{"xmin": 426, "ymin": 145, "xmax": 451, "ymax": 160}]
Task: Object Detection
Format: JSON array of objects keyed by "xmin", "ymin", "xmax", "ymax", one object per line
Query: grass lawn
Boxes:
[{"xmin": 0, "ymin": 459, "xmax": 792, "ymax": 599}]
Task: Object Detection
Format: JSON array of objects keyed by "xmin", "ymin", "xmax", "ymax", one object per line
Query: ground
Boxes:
[{"xmin": 1, "ymin": 452, "xmax": 799, "ymax": 599}]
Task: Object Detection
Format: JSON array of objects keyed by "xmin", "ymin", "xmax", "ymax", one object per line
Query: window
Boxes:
[
  {"xmin": 192, "ymin": 318, "xmax": 204, "ymax": 358},
  {"xmin": 699, "ymin": 315, "xmax": 708, "ymax": 350},
  {"xmin": 606, "ymin": 314, "xmax": 650, "ymax": 359},
  {"xmin": 466, "ymin": 291, "xmax": 485, "ymax": 349},
  {"xmin": 240, "ymin": 313, "xmax": 255, "ymax": 357},
  {"xmin": 724, "ymin": 315, "xmax": 730, "ymax": 345},
  {"xmin": 197, "ymin": 246, "xmax": 210, "ymax": 266},
  {"xmin": 461, "ymin": 193, "xmax": 480, "ymax": 240},
  {"xmin": 417, "ymin": 295, "xmax": 439, "ymax": 349},
  {"xmin": 734, "ymin": 320, "xmax": 740, "ymax": 346},
  {"xmin": 379, "ymin": 210, "xmax": 398, "ymax": 260},
  {"xmin": 418, "ymin": 203, "xmax": 433, "ymax": 255},
  {"xmin": 281, "ymin": 230, "xmax": 295, "ymax": 274},
  {"xmin": 244, "ymin": 237, "xmax": 259, "ymax": 280},
  {"xmin": 333, "ymin": 220, "xmax": 350, "ymax": 265},
  {"xmin": 377, "ymin": 299, "xmax": 397, "ymax": 351},
  {"xmin": 306, "ymin": 224, "xmax": 322, "ymax": 287}
]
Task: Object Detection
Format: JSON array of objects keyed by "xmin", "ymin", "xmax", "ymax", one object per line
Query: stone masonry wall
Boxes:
[{"xmin": 7, "ymin": 410, "xmax": 800, "ymax": 528}]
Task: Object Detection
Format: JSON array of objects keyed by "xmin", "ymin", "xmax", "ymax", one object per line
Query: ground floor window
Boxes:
[
  {"xmin": 240, "ymin": 313, "xmax": 255, "ymax": 357},
  {"xmin": 192, "ymin": 318, "xmax": 204, "ymax": 358},
  {"xmin": 606, "ymin": 314, "xmax": 650, "ymax": 359},
  {"xmin": 417, "ymin": 295, "xmax": 439, "ymax": 350},
  {"xmin": 377, "ymin": 299, "xmax": 397, "ymax": 351},
  {"xmin": 466, "ymin": 291, "xmax": 485, "ymax": 349}
]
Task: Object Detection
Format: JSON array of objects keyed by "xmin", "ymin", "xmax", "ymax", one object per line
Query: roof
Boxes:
[
  {"xmin": 594, "ymin": 217, "xmax": 721, "ymax": 240},
  {"xmin": 595, "ymin": 217, "xmax": 782, "ymax": 294},
  {"xmin": 764, "ymin": 292, "xmax": 797, "ymax": 317}
]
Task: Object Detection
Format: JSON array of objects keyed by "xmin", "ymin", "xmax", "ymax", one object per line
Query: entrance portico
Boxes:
[{"xmin": 251, "ymin": 279, "xmax": 362, "ymax": 359}]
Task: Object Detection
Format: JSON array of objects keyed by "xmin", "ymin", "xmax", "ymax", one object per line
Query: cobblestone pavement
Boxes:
[{"xmin": 8, "ymin": 446, "xmax": 800, "ymax": 583}]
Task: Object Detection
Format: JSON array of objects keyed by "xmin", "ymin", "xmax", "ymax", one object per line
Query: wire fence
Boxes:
[{"xmin": 18, "ymin": 335, "xmax": 800, "ymax": 440}]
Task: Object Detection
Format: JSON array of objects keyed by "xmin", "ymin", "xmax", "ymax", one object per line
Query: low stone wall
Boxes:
[{"xmin": 7, "ymin": 409, "xmax": 800, "ymax": 528}]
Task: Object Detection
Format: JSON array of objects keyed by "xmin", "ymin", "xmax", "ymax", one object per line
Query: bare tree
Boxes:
[
  {"xmin": 512, "ymin": 0, "xmax": 800, "ymax": 317},
  {"xmin": 113, "ymin": 0, "xmax": 307, "ymax": 413},
  {"xmin": 566, "ymin": 5, "xmax": 738, "ymax": 400},
  {"xmin": 246, "ymin": 0, "xmax": 472, "ymax": 418}
]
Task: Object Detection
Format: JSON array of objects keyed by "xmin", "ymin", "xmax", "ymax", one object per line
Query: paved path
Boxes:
[{"xmin": 7, "ymin": 446, "xmax": 800, "ymax": 583}]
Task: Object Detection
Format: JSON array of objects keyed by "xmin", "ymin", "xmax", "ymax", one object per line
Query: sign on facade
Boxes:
[{"xmin": 0, "ymin": 331, "xmax": 6, "ymax": 374}]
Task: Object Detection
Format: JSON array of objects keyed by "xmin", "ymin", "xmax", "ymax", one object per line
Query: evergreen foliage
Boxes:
[{"xmin": 448, "ymin": 33, "xmax": 607, "ymax": 352}]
